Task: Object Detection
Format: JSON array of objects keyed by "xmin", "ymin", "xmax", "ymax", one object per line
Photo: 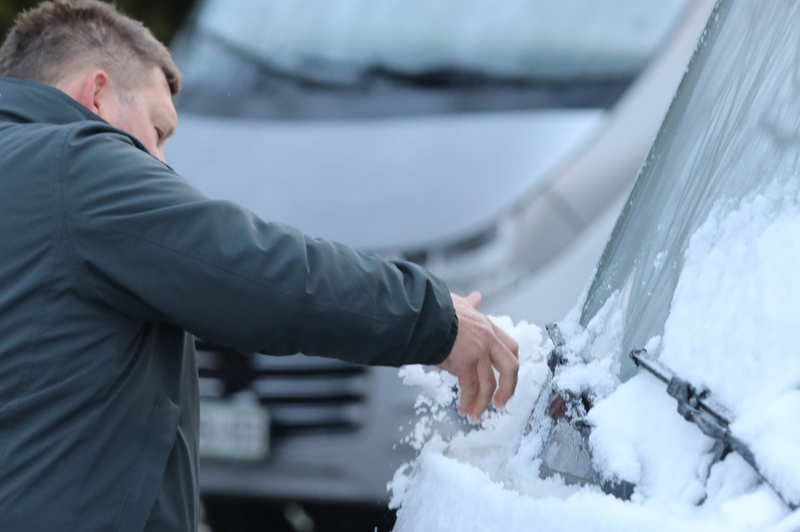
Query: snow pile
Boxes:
[
  {"xmin": 661, "ymin": 179, "xmax": 800, "ymax": 504},
  {"xmin": 390, "ymin": 181, "xmax": 800, "ymax": 531}
]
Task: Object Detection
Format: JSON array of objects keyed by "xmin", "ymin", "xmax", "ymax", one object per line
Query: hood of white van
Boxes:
[{"xmin": 165, "ymin": 110, "xmax": 604, "ymax": 251}]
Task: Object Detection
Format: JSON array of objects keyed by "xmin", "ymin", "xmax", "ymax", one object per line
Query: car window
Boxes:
[
  {"xmin": 576, "ymin": 0, "xmax": 800, "ymax": 380},
  {"xmin": 172, "ymin": 0, "xmax": 691, "ymax": 119},
  {"xmin": 185, "ymin": 0, "xmax": 688, "ymax": 82}
]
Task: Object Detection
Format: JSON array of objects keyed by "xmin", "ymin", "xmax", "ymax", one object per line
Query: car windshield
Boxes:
[
  {"xmin": 182, "ymin": 0, "xmax": 689, "ymax": 82},
  {"xmin": 576, "ymin": 0, "xmax": 800, "ymax": 380},
  {"xmin": 172, "ymin": 0, "xmax": 692, "ymax": 118}
]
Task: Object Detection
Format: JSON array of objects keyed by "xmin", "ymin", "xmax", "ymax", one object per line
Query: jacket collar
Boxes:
[{"xmin": 0, "ymin": 77, "xmax": 106, "ymax": 126}]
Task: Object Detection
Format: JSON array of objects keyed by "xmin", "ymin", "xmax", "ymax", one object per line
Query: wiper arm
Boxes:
[{"xmin": 630, "ymin": 348, "xmax": 797, "ymax": 510}]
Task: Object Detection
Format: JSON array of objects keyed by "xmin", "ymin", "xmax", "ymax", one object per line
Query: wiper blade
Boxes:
[{"xmin": 630, "ymin": 349, "xmax": 797, "ymax": 510}]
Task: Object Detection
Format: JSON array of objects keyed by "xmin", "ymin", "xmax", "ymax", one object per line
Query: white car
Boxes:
[{"xmin": 164, "ymin": 0, "xmax": 715, "ymax": 528}]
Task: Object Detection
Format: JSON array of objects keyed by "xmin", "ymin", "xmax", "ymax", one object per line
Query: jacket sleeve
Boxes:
[{"xmin": 58, "ymin": 123, "xmax": 457, "ymax": 367}]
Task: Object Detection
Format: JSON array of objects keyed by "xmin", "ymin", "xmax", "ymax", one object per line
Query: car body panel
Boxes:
[{"xmin": 166, "ymin": 110, "xmax": 604, "ymax": 250}]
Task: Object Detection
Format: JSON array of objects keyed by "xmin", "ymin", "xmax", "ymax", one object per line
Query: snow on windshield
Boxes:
[
  {"xmin": 392, "ymin": 184, "xmax": 800, "ymax": 528},
  {"xmin": 195, "ymin": 0, "xmax": 690, "ymax": 81},
  {"xmin": 654, "ymin": 180, "xmax": 800, "ymax": 505},
  {"xmin": 580, "ymin": 0, "xmax": 800, "ymax": 381}
]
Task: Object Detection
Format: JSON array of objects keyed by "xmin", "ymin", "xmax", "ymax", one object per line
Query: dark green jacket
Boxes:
[{"xmin": 0, "ymin": 78, "xmax": 457, "ymax": 532}]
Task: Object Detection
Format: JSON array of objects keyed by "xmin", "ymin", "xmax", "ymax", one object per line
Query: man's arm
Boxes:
[
  {"xmin": 61, "ymin": 123, "xmax": 518, "ymax": 416},
  {"xmin": 61, "ymin": 124, "xmax": 455, "ymax": 366}
]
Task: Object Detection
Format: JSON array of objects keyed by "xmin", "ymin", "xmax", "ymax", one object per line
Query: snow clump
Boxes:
[{"xmin": 390, "ymin": 180, "xmax": 800, "ymax": 531}]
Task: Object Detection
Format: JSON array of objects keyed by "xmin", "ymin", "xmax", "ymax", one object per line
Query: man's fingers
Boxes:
[
  {"xmin": 466, "ymin": 291, "xmax": 482, "ymax": 310},
  {"xmin": 457, "ymin": 371, "xmax": 479, "ymax": 416},
  {"xmin": 444, "ymin": 292, "xmax": 519, "ymax": 420},
  {"xmin": 492, "ymin": 323, "xmax": 519, "ymax": 358},
  {"xmin": 468, "ymin": 357, "xmax": 497, "ymax": 420},
  {"xmin": 490, "ymin": 340, "xmax": 519, "ymax": 408}
]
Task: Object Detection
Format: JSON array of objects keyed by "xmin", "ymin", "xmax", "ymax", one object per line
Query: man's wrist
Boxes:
[{"xmin": 427, "ymin": 310, "xmax": 458, "ymax": 366}]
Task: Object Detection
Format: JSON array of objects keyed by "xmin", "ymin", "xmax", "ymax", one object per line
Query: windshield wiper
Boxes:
[
  {"xmin": 525, "ymin": 325, "xmax": 798, "ymax": 510},
  {"xmin": 630, "ymin": 348, "xmax": 798, "ymax": 510}
]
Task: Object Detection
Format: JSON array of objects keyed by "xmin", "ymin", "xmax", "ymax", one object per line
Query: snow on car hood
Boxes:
[
  {"xmin": 165, "ymin": 109, "xmax": 603, "ymax": 250},
  {"xmin": 390, "ymin": 180, "xmax": 800, "ymax": 531}
]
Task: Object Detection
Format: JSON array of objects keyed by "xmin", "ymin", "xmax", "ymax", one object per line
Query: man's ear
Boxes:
[{"xmin": 78, "ymin": 70, "xmax": 114, "ymax": 116}]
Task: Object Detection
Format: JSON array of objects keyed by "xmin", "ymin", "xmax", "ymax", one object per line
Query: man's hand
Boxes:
[{"xmin": 438, "ymin": 292, "xmax": 519, "ymax": 421}]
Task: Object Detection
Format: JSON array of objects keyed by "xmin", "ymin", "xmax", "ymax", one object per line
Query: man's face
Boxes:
[{"xmin": 114, "ymin": 66, "xmax": 177, "ymax": 163}]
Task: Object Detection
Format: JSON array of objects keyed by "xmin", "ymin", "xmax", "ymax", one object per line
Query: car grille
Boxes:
[{"xmin": 195, "ymin": 340, "xmax": 368, "ymax": 435}]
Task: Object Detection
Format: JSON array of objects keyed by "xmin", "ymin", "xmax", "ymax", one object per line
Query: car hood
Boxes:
[{"xmin": 165, "ymin": 110, "xmax": 604, "ymax": 251}]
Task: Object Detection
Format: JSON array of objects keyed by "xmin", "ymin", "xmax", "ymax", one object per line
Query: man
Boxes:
[{"xmin": 0, "ymin": 1, "xmax": 519, "ymax": 531}]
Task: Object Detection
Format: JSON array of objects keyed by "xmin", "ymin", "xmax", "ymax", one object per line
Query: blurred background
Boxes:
[
  {"xmin": 0, "ymin": 0, "xmax": 194, "ymax": 43},
  {"xmin": 0, "ymin": 1, "xmax": 715, "ymax": 531}
]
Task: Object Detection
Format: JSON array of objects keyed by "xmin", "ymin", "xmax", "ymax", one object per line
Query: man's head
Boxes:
[{"xmin": 0, "ymin": 0, "xmax": 182, "ymax": 162}]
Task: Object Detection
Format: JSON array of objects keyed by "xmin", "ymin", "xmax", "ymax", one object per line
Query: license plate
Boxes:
[{"xmin": 199, "ymin": 400, "xmax": 269, "ymax": 461}]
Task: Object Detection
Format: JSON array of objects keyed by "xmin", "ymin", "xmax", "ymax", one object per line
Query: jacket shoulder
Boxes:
[{"xmin": 61, "ymin": 120, "xmax": 152, "ymax": 166}]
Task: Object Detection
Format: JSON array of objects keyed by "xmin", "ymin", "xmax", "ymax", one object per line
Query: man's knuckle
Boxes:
[{"xmin": 474, "ymin": 323, "xmax": 490, "ymax": 338}]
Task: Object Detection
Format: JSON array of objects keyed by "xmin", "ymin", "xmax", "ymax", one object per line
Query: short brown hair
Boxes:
[{"xmin": 0, "ymin": 0, "xmax": 181, "ymax": 96}]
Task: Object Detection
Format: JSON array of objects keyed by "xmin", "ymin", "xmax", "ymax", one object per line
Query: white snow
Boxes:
[
  {"xmin": 390, "ymin": 180, "xmax": 800, "ymax": 530},
  {"xmin": 657, "ymin": 179, "xmax": 800, "ymax": 506}
]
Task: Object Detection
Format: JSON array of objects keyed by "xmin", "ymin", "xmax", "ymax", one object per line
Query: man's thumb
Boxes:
[{"xmin": 467, "ymin": 291, "xmax": 482, "ymax": 309}]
